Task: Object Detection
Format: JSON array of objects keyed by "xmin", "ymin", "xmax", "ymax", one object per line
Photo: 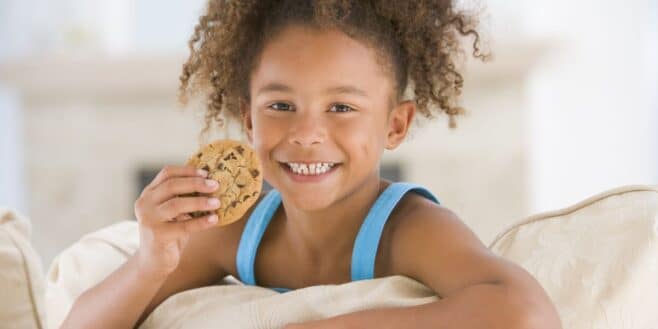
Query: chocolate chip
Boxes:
[
  {"xmin": 223, "ymin": 153, "xmax": 237, "ymax": 161},
  {"xmin": 235, "ymin": 146, "xmax": 244, "ymax": 155},
  {"xmin": 243, "ymin": 195, "xmax": 250, "ymax": 201},
  {"xmin": 202, "ymin": 165, "xmax": 210, "ymax": 172},
  {"xmin": 217, "ymin": 162, "xmax": 225, "ymax": 170},
  {"xmin": 249, "ymin": 169, "xmax": 259, "ymax": 178},
  {"xmin": 230, "ymin": 201, "xmax": 238, "ymax": 208}
]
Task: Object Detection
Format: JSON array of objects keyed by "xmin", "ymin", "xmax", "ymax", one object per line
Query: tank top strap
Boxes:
[
  {"xmin": 351, "ymin": 182, "xmax": 440, "ymax": 281},
  {"xmin": 236, "ymin": 189, "xmax": 282, "ymax": 286}
]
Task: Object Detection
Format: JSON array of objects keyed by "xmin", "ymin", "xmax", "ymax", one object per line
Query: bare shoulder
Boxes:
[
  {"xmin": 164, "ymin": 190, "xmax": 266, "ymax": 286},
  {"xmin": 385, "ymin": 191, "xmax": 470, "ymax": 248},
  {"xmin": 387, "ymin": 192, "xmax": 504, "ymax": 297},
  {"xmin": 209, "ymin": 191, "xmax": 268, "ymax": 281}
]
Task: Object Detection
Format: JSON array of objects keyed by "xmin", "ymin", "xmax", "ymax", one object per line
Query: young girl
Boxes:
[{"xmin": 63, "ymin": 1, "xmax": 562, "ymax": 328}]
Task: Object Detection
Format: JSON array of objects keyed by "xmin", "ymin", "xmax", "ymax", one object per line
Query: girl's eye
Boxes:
[
  {"xmin": 267, "ymin": 103, "xmax": 354, "ymax": 113},
  {"xmin": 330, "ymin": 104, "xmax": 354, "ymax": 113},
  {"xmin": 268, "ymin": 103, "xmax": 293, "ymax": 111}
]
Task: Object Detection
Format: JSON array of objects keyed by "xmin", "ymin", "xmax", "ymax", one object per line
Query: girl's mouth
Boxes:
[{"xmin": 278, "ymin": 162, "xmax": 341, "ymax": 183}]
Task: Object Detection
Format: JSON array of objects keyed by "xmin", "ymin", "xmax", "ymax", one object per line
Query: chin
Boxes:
[{"xmin": 281, "ymin": 190, "xmax": 336, "ymax": 211}]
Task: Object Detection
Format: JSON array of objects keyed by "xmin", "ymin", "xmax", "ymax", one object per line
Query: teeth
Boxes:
[{"xmin": 286, "ymin": 162, "xmax": 335, "ymax": 176}]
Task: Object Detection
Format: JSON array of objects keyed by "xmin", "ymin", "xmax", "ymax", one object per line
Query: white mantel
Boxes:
[{"xmin": 0, "ymin": 38, "xmax": 554, "ymax": 100}]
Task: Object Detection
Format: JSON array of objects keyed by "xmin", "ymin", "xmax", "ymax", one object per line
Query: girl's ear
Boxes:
[
  {"xmin": 240, "ymin": 99, "xmax": 254, "ymax": 143},
  {"xmin": 385, "ymin": 100, "xmax": 416, "ymax": 150}
]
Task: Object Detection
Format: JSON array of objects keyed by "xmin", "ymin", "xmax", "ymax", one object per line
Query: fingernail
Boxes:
[
  {"xmin": 205, "ymin": 179, "xmax": 218, "ymax": 187},
  {"xmin": 208, "ymin": 198, "xmax": 220, "ymax": 207},
  {"xmin": 208, "ymin": 215, "xmax": 218, "ymax": 223},
  {"xmin": 197, "ymin": 169, "xmax": 208, "ymax": 177}
]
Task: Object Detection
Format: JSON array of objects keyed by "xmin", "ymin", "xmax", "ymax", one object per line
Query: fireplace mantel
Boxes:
[{"xmin": 0, "ymin": 38, "xmax": 554, "ymax": 102}]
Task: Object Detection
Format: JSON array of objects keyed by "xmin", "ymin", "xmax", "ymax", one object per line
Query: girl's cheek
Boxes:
[
  {"xmin": 252, "ymin": 115, "xmax": 274, "ymax": 136},
  {"xmin": 259, "ymin": 121, "xmax": 286, "ymax": 141}
]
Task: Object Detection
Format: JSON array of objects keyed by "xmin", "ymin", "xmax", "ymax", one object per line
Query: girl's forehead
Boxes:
[{"xmin": 249, "ymin": 25, "xmax": 392, "ymax": 98}]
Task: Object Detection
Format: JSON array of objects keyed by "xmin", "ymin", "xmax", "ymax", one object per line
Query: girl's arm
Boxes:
[
  {"xmin": 60, "ymin": 227, "xmax": 227, "ymax": 329},
  {"xmin": 60, "ymin": 165, "xmax": 227, "ymax": 329},
  {"xmin": 60, "ymin": 250, "xmax": 166, "ymax": 329}
]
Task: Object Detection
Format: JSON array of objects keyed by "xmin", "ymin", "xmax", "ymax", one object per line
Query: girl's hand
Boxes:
[{"xmin": 133, "ymin": 165, "xmax": 221, "ymax": 279}]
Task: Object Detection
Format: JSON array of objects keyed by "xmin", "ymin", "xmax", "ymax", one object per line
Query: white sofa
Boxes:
[{"xmin": 2, "ymin": 184, "xmax": 657, "ymax": 329}]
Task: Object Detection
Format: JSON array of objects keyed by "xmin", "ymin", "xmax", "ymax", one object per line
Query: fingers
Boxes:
[
  {"xmin": 145, "ymin": 165, "xmax": 208, "ymax": 193},
  {"xmin": 170, "ymin": 213, "xmax": 193, "ymax": 222},
  {"xmin": 134, "ymin": 164, "xmax": 221, "ymax": 229},
  {"xmin": 157, "ymin": 196, "xmax": 221, "ymax": 220},
  {"xmin": 150, "ymin": 176, "xmax": 219, "ymax": 204},
  {"xmin": 175, "ymin": 213, "xmax": 219, "ymax": 234}
]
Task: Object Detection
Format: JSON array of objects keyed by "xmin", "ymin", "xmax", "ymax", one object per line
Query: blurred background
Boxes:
[{"xmin": 1, "ymin": 0, "xmax": 656, "ymax": 267}]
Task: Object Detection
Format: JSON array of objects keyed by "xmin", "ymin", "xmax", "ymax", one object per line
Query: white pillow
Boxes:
[
  {"xmin": 45, "ymin": 220, "xmax": 139, "ymax": 329},
  {"xmin": 489, "ymin": 185, "xmax": 658, "ymax": 329},
  {"xmin": 0, "ymin": 208, "xmax": 46, "ymax": 329},
  {"xmin": 139, "ymin": 275, "xmax": 437, "ymax": 328}
]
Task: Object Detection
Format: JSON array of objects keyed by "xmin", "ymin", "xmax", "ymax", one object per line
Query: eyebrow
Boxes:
[{"xmin": 255, "ymin": 82, "xmax": 369, "ymax": 98}]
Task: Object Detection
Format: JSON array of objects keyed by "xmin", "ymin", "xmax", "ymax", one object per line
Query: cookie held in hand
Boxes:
[{"xmin": 184, "ymin": 139, "xmax": 262, "ymax": 226}]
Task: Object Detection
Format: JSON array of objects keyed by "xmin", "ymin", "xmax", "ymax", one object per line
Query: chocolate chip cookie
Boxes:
[{"xmin": 184, "ymin": 139, "xmax": 262, "ymax": 226}]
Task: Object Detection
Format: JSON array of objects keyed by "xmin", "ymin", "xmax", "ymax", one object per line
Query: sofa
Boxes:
[{"xmin": 1, "ymin": 184, "xmax": 657, "ymax": 329}]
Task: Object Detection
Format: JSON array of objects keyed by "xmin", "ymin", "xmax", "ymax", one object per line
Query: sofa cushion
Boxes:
[
  {"xmin": 489, "ymin": 185, "xmax": 658, "ymax": 329},
  {"xmin": 0, "ymin": 208, "xmax": 46, "ymax": 329},
  {"xmin": 45, "ymin": 220, "xmax": 139, "ymax": 329}
]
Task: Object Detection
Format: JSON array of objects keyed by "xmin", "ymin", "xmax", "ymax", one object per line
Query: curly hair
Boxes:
[{"xmin": 178, "ymin": 0, "xmax": 489, "ymax": 143}]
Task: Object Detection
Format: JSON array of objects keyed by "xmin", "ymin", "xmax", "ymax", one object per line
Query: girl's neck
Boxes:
[{"xmin": 279, "ymin": 175, "xmax": 391, "ymax": 264}]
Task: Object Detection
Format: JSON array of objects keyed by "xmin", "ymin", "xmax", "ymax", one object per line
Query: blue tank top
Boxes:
[{"xmin": 235, "ymin": 182, "xmax": 440, "ymax": 293}]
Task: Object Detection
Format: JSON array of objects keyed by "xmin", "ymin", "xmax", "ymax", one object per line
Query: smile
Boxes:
[{"xmin": 285, "ymin": 162, "xmax": 336, "ymax": 175}]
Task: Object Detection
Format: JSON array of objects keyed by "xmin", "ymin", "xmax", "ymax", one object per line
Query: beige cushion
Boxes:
[
  {"xmin": 489, "ymin": 185, "xmax": 658, "ymax": 329},
  {"xmin": 45, "ymin": 220, "xmax": 139, "ymax": 329},
  {"xmin": 0, "ymin": 208, "xmax": 46, "ymax": 329},
  {"xmin": 139, "ymin": 275, "xmax": 437, "ymax": 328}
]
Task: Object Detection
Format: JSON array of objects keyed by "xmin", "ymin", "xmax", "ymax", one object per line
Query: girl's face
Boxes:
[{"xmin": 242, "ymin": 25, "xmax": 412, "ymax": 210}]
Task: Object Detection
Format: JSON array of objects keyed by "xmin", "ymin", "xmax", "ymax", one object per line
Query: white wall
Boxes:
[
  {"xmin": 0, "ymin": 0, "xmax": 207, "ymax": 58},
  {"xmin": 0, "ymin": 87, "xmax": 27, "ymax": 215},
  {"xmin": 649, "ymin": 0, "xmax": 658, "ymax": 184},
  {"xmin": 498, "ymin": 0, "xmax": 658, "ymax": 212}
]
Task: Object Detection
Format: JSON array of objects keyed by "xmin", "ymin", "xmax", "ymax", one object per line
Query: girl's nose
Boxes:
[{"xmin": 287, "ymin": 112, "xmax": 327, "ymax": 147}]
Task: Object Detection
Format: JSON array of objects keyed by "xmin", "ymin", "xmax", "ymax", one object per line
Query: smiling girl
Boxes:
[{"xmin": 62, "ymin": 1, "xmax": 562, "ymax": 328}]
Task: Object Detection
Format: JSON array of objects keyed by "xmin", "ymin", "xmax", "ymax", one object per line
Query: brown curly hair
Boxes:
[{"xmin": 178, "ymin": 0, "xmax": 489, "ymax": 143}]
